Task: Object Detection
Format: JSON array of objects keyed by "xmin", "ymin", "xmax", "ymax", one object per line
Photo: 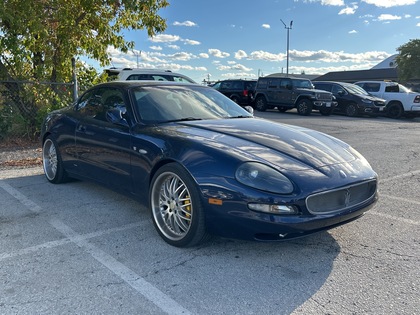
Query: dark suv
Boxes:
[
  {"xmin": 254, "ymin": 77, "xmax": 335, "ymax": 115},
  {"xmin": 212, "ymin": 79, "xmax": 257, "ymax": 106},
  {"xmin": 313, "ymin": 81, "xmax": 386, "ymax": 117}
]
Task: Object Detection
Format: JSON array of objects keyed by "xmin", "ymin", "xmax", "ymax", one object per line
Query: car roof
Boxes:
[{"xmin": 88, "ymin": 81, "xmax": 204, "ymax": 89}]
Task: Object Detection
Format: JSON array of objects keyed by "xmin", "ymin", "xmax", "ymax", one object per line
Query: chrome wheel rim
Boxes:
[
  {"xmin": 43, "ymin": 139, "xmax": 58, "ymax": 181},
  {"xmin": 151, "ymin": 172, "xmax": 193, "ymax": 241}
]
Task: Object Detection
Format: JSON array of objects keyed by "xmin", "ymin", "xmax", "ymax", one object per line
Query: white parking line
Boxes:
[
  {"xmin": 379, "ymin": 169, "xmax": 420, "ymax": 183},
  {"xmin": 0, "ymin": 181, "xmax": 192, "ymax": 315}
]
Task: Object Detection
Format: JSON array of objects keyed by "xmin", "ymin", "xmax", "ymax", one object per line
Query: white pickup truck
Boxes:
[{"xmin": 355, "ymin": 81, "xmax": 420, "ymax": 119}]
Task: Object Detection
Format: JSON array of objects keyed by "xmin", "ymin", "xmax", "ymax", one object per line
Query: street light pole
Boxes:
[{"xmin": 280, "ymin": 19, "xmax": 293, "ymax": 77}]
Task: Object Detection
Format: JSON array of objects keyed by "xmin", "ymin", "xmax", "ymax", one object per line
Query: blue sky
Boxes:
[{"xmin": 105, "ymin": 0, "xmax": 420, "ymax": 83}]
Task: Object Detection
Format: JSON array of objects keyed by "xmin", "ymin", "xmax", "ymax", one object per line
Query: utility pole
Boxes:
[{"xmin": 280, "ymin": 19, "xmax": 293, "ymax": 77}]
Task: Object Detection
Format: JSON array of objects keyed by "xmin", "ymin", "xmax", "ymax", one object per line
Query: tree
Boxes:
[
  {"xmin": 0, "ymin": 0, "xmax": 168, "ymax": 138},
  {"xmin": 396, "ymin": 39, "xmax": 420, "ymax": 82}
]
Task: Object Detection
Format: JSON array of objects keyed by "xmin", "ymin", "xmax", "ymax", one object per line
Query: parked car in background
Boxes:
[
  {"xmin": 41, "ymin": 81, "xmax": 378, "ymax": 247},
  {"xmin": 313, "ymin": 81, "xmax": 386, "ymax": 117},
  {"xmin": 211, "ymin": 79, "xmax": 257, "ymax": 106},
  {"xmin": 254, "ymin": 76, "xmax": 335, "ymax": 115},
  {"xmin": 355, "ymin": 81, "xmax": 420, "ymax": 119},
  {"xmin": 105, "ymin": 68, "xmax": 196, "ymax": 83}
]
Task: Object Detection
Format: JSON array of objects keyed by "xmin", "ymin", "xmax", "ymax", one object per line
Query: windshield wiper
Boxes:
[
  {"xmin": 227, "ymin": 115, "xmax": 252, "ymax": 119},
  {"xmin": 163, "ymin": 117, "xmax": 203, "ymax": 123}
]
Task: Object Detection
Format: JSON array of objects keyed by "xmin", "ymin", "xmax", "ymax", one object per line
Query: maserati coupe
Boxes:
[{"xmin": 41, "ymin": 81, "xmax": 378, "ymax": 247}]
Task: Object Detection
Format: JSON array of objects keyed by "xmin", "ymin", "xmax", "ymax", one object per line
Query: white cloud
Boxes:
[
  {"xmin": 221, "ymin": 72, "xmax": 257, "ymax": 79},
  {"xmin": 199, "ymin": 53, "xmax": 209, "ymax": 58},
  {"xmin": 339, "ymin": 5, "xmax": 358, "ymax": 15},
  {"xmin": 249, "ymin": 51, "xmax": 284, "ymax": 62},
  {"xmin": 321, "ymin": 0, "xmax": 344, "ymax": 5},
  {"xmin": 378, "ymin": 14, "xmax": 402, "ymax": 21},
  {"xmin": 349, "ymin": 30, "xmax": 358, "ymax": 34},
  {"xmin": 235, "ymin": 50, "xmax": 248, "ymax": 60},
  {"xmin": 173, "ymin": 21, "xmax": 198, "ymax": 27},
  {"xmin": 166, "ymin": 52, "xmax": 197, "ymax": 61},
  {"xmin": 183, "ymin": 39, "xmax": 201, "ymax": 45},
  {"xmin": 417, "ymin": 22, "xmax": 420, "ymax": 26},
  {"xmin": 208, "ymin": 49, "xmax": 230, "ymax": 58},
  {"xmin": 262, "ymin": 24, "xmax": 271, "ymax": 29},
  {"xmin": 150, "ymin": 46, "xmax": 162, "ymax": 51},
  {"xmin": 168, "ymin": 45, "xmax": 180, "ymax": 50},
  {"xmin": 361, "ymin": 0, "xmax": 417, "ymax": 8},
  {"xmin": 149, "ymin": 34, "xmax": 180, "ymax": 43}
]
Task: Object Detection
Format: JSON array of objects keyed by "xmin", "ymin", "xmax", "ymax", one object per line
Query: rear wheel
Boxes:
[
  {"xmin": 345, "ymin": 103, "xmax": 358, "ymax": 117},
  {"xmin": 296, "ymin": 99, "xmax": 313, "ymax": 116},
  {"xmin": 255, "ymin": 96, "xmax": 267, "ymax": 112},
  {"xmin": 230, "ymin": 95, "xmax": 239, "ymax": 104},
  {"xmin": 42, "ymin": 136, "xmax": 68, "ymax": 184},
  {"xmin": 150, "ymin": 163, "xmax": 210, "ymax": 247},
  {"xmin": 387, "ymin": 102, "xmax": 404, "ymax": 119}
]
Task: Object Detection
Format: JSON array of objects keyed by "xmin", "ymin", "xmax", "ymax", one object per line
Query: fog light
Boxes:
[{"xmin": 248, "ymin": 203, "xmax": 298, "ymax": 214}]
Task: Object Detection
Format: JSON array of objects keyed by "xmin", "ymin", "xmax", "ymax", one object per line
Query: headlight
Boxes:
[
  {"xmin": 362, "ymin": 99, "xmax": 373, "ymax": 104},
  {"xmin": 235, "ymin": 162, "xmax": 294, "ymax": 194}
]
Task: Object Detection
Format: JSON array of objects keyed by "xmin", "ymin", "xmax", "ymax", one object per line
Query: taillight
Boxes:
[
  {"xmin": 414, "ymin": 95, "xmax": 420, "ymax": 103},
  {"xmin": 243, "ymin": 89, "xmax": 249, "ymax": 97}
]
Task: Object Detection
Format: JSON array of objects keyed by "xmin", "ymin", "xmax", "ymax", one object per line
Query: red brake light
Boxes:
[{"xmin": 243, "ymin": 89, "xmax": 248, "ymax": 97}]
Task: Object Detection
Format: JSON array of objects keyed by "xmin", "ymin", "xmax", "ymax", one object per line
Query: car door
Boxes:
[
  {"xmin": 279, "ymin": 78, "xmax": 294, "ymax": 106},
  {"xmin": 330, "ymin": 84, "xmax": 349, "ymax": 111},
  {"xmin": 74, "ymin": 86, "xmax": 132, "ymax": 188},
  {"xmin": 266, "ymin": 78, "xmax": 281, "ymax": 105}
]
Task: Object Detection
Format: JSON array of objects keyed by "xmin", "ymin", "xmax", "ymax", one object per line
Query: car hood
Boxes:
[
  {"xmin": 357, "ymin": 94, "xmax": 384, "ymax": 101},
  {"xmin": 171, "ymin": 118, "xmax": 359, "ymax": 171}
]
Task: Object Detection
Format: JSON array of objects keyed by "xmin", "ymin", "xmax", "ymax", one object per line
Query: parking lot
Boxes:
[{"xmin": 1, "ymin": 110, "xmax": 419, "ymax": 315}]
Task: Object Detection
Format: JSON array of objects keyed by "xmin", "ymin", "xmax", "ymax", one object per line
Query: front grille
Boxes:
[
  {"xmin": 306, "ymin": 180, "xmax": 377, "ymax": 214},
  {"xmin": 317, "ymin": 93, "xmax": 333, "ymax": 101}
]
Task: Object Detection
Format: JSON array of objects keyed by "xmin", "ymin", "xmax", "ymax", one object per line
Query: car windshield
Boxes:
[
  {"xmin": 292, "ymin": 79, "xmax": 313, "ymax": 89},
  {"xmin": 398, "ymin": 84, "xmax": 411, "ymax": 93},
  {"xmin": 343, "ymin": 83, "xmax": 369, "ymax": 95},
  {"xmin": 132, "ymin": 85, "xmax": 253, "ymax": 123}
]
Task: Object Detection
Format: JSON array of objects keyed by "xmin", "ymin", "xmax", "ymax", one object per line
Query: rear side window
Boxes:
[
  {"xmin": 257, "ymin": 78, "xmax": 269, "ymax": 89},
  {"xmin": 268, "ymin": 79, "xmax": 280, "ymax": 89},
  {"xmin": 360, "ymin": 83, "xmax": 380, "ymax": 93},
  {"xmin": 385, "ymin": 84, "xmax": 399, "ymax": 93}
]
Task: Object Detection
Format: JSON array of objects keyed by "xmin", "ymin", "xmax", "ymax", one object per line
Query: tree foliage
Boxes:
[
  {"xmin": 396, "ymin": 39, "xmax": 420, "ymax": 82},
  {"xmin": 0, "ymin": 0, "xmax": 168, "ymax": 138}
]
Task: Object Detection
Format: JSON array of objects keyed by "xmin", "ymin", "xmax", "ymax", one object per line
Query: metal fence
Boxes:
[{"xmin": 0, "ymin": 80, "xmax": 75, "ymax": 141}]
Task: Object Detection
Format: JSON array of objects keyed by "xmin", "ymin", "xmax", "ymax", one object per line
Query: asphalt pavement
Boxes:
[{"xmin": 1, "ymin": 110, "xmax": 419, "ymax": 315}]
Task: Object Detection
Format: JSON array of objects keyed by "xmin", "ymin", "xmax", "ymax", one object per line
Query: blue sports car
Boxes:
[{"xmin": 41, "ymin": 81, "xmax": 378, "ymax": 247}]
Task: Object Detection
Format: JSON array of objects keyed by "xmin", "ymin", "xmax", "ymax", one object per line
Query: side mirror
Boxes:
[
  {"xmin": 244, "ymin": 106, "xmax": 254, "ymax": 115},
  {"xmin": 106, "ymin": 108, "xmax": 129, "ymax": 127}
]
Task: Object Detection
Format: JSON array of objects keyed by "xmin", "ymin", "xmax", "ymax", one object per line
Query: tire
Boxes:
[
  {"xmin": 319, "ymin": 107, "xmax": 333, "ymax": 116},
  {"xmin": 387, "ymin": 102, "xmax": 404, "ymax": 119},
  {"xmin": 345, "ymin": 103, "xmax": 358, "ymax": 117},
  {"xmin": 296, "ymin": 99, "xmax": 313, "ymax": 116},
  {"xmin": 150, "ymin": 163, "xmax": 210, "ymax": 247},
  {"xmin": 42, "ymin": 136, "xmax": 68, "ymax": 184},
  {"xmin": 255, "ymin": 96, "xmax": 267, "ymax": 112}
]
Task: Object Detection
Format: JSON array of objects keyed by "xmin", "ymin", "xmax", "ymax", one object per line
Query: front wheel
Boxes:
[
  {"xmin": 42, "ymin": 136, "xmax": 68, "ymax": 184},
  {"xmin": 345, "ymin": 103, "xmax": 358, "ymax": 117},
  {"xmin": 150, "ymin": 163, "xmax": 210, "ymax": 247},
  {"xmin": 296, "ymin": 99, "xmax": 313, "ymax": 116}
]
